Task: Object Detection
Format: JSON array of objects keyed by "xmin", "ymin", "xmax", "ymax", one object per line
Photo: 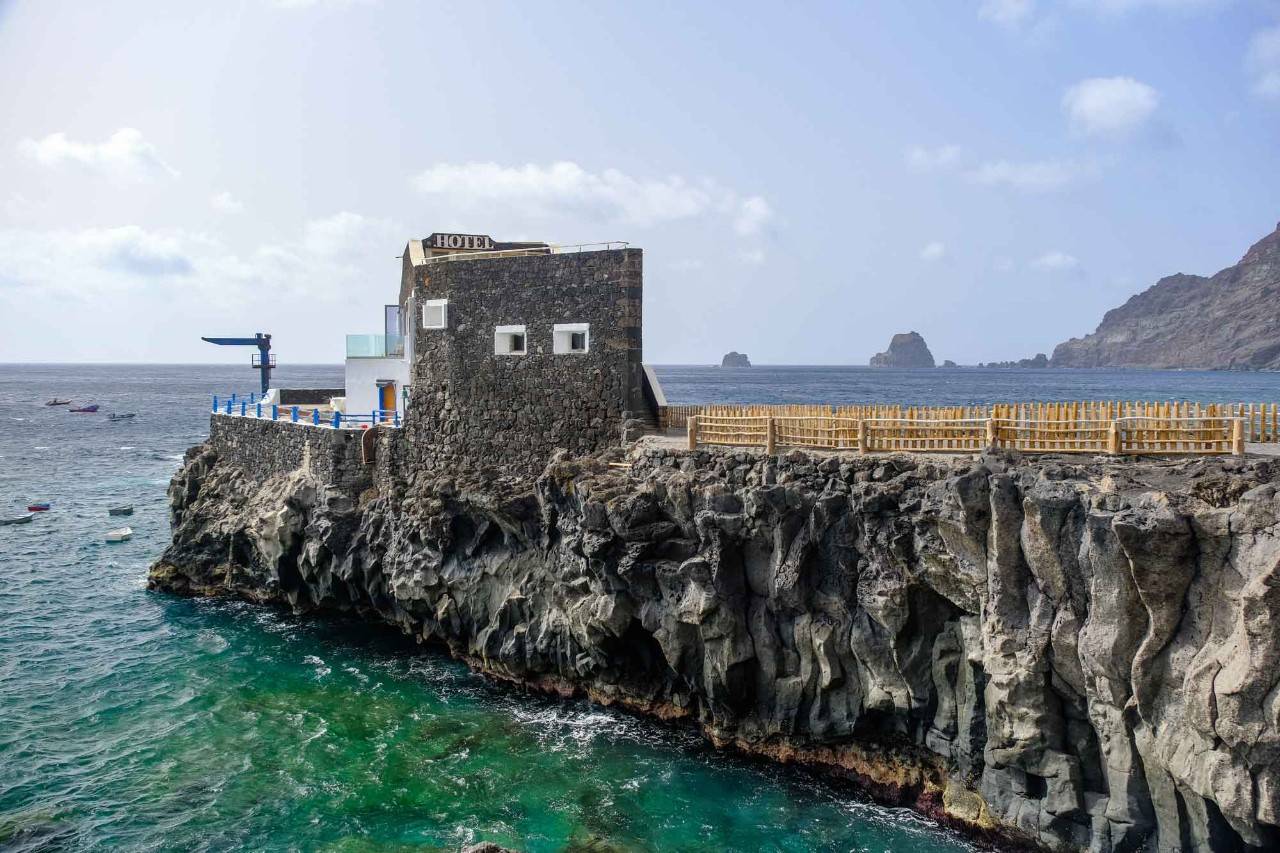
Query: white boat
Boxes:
[
  {"xmin": 1, "ymin": 513, "xmax": 34, "ymax": 526},
  {"xmin": 105, "ymin": 527, "xmax": 133, "ymax": 542}
]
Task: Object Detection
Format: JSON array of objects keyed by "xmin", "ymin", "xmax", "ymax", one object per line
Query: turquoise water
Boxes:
[{"xmin": 0, "ymin": 365, "xmax": 980, "ymax": 852}]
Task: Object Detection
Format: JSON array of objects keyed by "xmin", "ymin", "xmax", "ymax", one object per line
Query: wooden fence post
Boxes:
[
  {"xmin": 687, "ymin": 416, "xmax": 698, "ymax": 451},
  {"xmin": 985, "ymin": 418, "xmax": 997, "ymax": 451},
  {"xmin": 765, "ymin": 417, "xmax": 776, "ymax": 455},
  {"xmin": 1232, "ymin": 418, "xmax": 1245, "ymax": 456},
  {"xmin": 857, "ymin": 420, "xmax": 868, "ymax": 454},
  {"xmin": 1107, "ymin": 420, "xmax": 1121, "ymax": 455}
]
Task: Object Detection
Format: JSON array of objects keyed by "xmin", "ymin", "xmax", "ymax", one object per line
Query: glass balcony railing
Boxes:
[{"xmin": 345, "ymin": 334, "xmax": 405, "ymax": 358}]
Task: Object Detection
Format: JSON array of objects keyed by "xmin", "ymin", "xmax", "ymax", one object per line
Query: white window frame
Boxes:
[
  {"xmin": 494, "ymin": 324, "xmax": 527, "ymax": 356},
  {"xmin": 553, "ymin": 322, "xmax": 590, "ymax": 355},
  {"xmin": 422, "ymin": 299, "xmax": 448, "ymax": 329}
]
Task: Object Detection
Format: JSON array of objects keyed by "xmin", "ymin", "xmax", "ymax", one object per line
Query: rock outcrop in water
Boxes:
[
  {"xmin": 720, "ymin": 351, "xmax": 751, "ymax": 368},
  {"xmin": 1051, "ymin": 223, "xmax": 1280, "ymax": 369},
  {"xmin": 870, "ymin": 332, "xmax": 936, "ymax": 368},
  {"xmin": 151, "ymin": 438, "xmax": 1280, "ymax": 852}
]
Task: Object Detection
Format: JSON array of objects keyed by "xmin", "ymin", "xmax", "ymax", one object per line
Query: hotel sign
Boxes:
[{"xmin": 428, "ymin": 232, "xmax": 495, "ymax": 251}]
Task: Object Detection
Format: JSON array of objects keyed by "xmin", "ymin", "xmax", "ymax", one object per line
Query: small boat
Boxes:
[
  {"xmin": 69, "ymin": 404, "xmax": 100, "ymax": 413},
  {"xmin": 108, "ymin": 505, "xmax": 134, "ymax": 516},
  {"xmin": 109, "ymin": 413, "xmax": 137, "ymax": 421},
  {"xmin": 1, "ymin": 514, "xmax": 34, "ymax": 526},
  {"xmin": 45, "ymin": 398, "xmax": 71, "ymax": 406},
  {"xmin": 27, "ymin": 502, "xmax": 51, "ymax": 512},
  {"xmin": 105, "ymin": 527, "xmax": 133, "ymax": 543}
]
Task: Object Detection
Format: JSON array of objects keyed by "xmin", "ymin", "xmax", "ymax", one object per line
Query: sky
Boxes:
[{"xmin": 1, "ymin": 0, "xmax": 1278, "ymax": 365}]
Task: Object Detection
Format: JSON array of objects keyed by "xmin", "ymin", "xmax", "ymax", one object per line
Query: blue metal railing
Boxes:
[{"xmin": 211, "ymin": 392, "xmax": 400, "ymax": 429}]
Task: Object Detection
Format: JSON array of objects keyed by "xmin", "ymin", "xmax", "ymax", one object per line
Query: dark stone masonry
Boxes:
[
  {"xmin": 207, "ymin": 414, "xmax": 372, "ymax": 497},
  {"xmin": 405, "ymin": 249, "xmax": 646, "ymax": 474}
]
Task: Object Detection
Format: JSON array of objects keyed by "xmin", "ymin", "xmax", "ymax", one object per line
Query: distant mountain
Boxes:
[
  {"xmin": 1051, "ymin": 223, "xmax": 1280, "ymax": 370},
  {"xmin": 870, "ymin": 332, "xmax": 935, "ymax": 368}
]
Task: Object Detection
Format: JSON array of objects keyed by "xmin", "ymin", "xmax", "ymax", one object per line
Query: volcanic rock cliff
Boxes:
[
  {"xmin": 870, "ymin": 332, "xmax": 936, "ymax": 368},
  {"xmin": 150, "ymin": 433, "xmax": 1280, "ymax": 852},
  {"xmin": 1051, "ymin": 224, "xmax": 1280, "ymax": 370}
]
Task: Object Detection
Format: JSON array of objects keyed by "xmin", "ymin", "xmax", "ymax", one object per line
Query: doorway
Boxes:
[{"xmin": 378, "ymin": 382, "xmax": 396, "ymax": 421}]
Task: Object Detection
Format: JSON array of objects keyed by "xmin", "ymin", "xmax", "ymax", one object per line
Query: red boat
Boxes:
[
  {"xmin": 27, "ymin": 502, "xmax": 51, "ymax": 512},
  {"xmin": 69, "ymin": 404, "xmax": 99, "ymax": 413}
]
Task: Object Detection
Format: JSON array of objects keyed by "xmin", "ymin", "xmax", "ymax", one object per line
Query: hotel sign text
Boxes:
[{"xmin": 428, "ymin": 233, "xmax": 495, "ymax": 251}]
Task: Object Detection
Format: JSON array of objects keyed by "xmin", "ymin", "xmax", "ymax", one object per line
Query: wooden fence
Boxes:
[
  {"xmin": 661, "ymin": 401, "xmax": 1280, "ymax": 442},
  {"xmin": 676, "ymin": 401, "xmax": 1265, "ymax": 456}
]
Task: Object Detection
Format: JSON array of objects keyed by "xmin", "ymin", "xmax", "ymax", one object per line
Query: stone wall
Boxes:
[
  {"xmin": 403, "ymin": 249, "xmax": 646, "ymax": 475},
  {"xmin": 276, "ymin": 388, "xmax": 345, "ymax": 405},
  {"xmin": 207, "ymin": 414, "xmax": 374, "ymax": 496}
]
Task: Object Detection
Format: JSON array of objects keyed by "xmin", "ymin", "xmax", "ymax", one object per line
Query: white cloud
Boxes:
[
  {"xmin": 410, "ymin": 161, "xmax": 772, "ymax": 236},
  {"xmin": 733, "ymin": 196, "xmax": 773, "ymax": 236},
  {"xmin": 979, "ymin": 0, "xmax": 1035, "ymax": 28},
  {"xmin": 905, "ymin": 145, "xmax": 961, "ymax": 171},
  {"xmin": 18, "ymin": 128, "xmax": 178, "ymax": 179},
  {"xmin": 920, "ymin": 241, "xmax": 947, "ymax": 261},
  {"xmin": 739, "ymin": 248, "xmax": 766, "ymax": 265},
  {"xmin": 967, "ymin": 159, "xmax": 1089, "ymax": 192},
  {"xmin": 1062, "ymin": 77, "xmax": 1159, "ymax": 138},
  {"xmin": 0, "ymin": 212, "xmax": 398, "ymax": 304},
  {"xmin": 210, "ymin": 191, "xmax": 244, "ymax": 214},
  {"xmin": 1030, "ymin": 250, "xmax": 1080, "ymax": 270},
  {"xmin": 1248, "ymin": 26, "xmax": 1280, "ymax": 99}
]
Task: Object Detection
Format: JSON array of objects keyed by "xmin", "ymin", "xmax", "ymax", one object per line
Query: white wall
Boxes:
[{"xmin": 344, "ymin": 356, "xmax": 410, "ymax": 416}]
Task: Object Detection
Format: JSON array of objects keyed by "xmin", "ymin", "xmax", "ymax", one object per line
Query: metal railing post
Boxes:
[
  {"xmin": 372, "ymin": 410, "xmax": 378, "ymax": 426},
  {"xmin": 225, "ymin": 400, "xmax": 232, "ymax": 415},
  {"xmin": 250, "ymin": 392, "xmax": 256, "ymax": 404},
  {"xmin": 256, "ymin": 402, "xmax": 262, "ymax": 418},
  {"xmin": 332, "ymin": 411, "xmax": 341, "ymax": 429},
  {"xmin": 394, "ymin": 411, "xmax": 400, "ymax": 428},
  {"xmin": 271, "ymin": 404, "xmax": 278, "ymax": 420},
  {"xmin": 312, "ymin": 408, "xmax": 320, "ymax": 425},
  {"xmin": 212, "ymin": 395, "xmax": 218, "ymax": 412},
  {"xmin": 231, "ymin": 393, "xmax": 236, "ymax": 405},
  {"xmin": 291, "ymin": 406, "xmax": 299, "ymax": 423},
  {"xmin": 240, "ymin": 401, "xmax": 247, "ymax": 416}
]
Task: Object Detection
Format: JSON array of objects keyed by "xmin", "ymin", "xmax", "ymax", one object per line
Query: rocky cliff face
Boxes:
[
  {"xmin": 151, "ymin": 439, "xmax": 1280, "ymax": 852},
  {"xmin": 870, "ymin": 331, "xmax": 936, "ymax": 368},
  {"xmin": 1052, "ymin": 224, "xmax": 1280, "ymax": 369}
]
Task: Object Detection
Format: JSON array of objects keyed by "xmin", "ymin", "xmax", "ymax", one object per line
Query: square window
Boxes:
[
  {"xmin": 423, "ymin": 299, "xmax": 448, "ymax": 329},
  {"xmin": 494, "ymin": 325, "xmax": 527, "ymax": 355},
  {"xmin": 553, "ymin": 323, "xmax": 590, "ymax": 354}
]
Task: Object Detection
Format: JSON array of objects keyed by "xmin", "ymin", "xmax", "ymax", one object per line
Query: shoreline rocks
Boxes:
[
  {"xmin": 150, "ymin": 436, "xmax": 1280, "ymax": 852},
  {"xmin": 870, "ymin": 331, "xmax": 936, "ymax": 368}
]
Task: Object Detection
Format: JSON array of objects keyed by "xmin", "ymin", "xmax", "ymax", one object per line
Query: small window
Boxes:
[
  {"xmin": 494, "ymin": 324, "xmax": 527, "ymax": 355},
  {"xmin": 553, "ymin": 323, "xmax": 590, "ymax": 354},
  {"xmin": 422, "ymin": 299, "xmax": 448, "ymax": 329}
]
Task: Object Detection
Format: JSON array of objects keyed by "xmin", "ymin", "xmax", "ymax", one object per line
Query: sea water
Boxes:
[{"xmin": 4, "ymin": 363, "xmax": 1277, "ymax": 851}]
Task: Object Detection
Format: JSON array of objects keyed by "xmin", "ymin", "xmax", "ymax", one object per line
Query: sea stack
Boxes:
[
  {"xmin": 720, "ymin": 351, "xmax": 751, "ymax": 367},
  {"xmin": 869, "ymin": 331, "xmax": 935, "ymax": 368}
]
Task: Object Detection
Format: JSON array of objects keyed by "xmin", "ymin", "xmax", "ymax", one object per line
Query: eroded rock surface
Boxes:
[{"xmin": 150, "ymin": 440, "xmax": 1280, "ymax": 852}]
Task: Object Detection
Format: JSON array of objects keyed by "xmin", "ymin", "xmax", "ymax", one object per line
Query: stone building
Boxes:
[
  {"xmin": 404, "ymin": 241, "xmax": 649, "ymax": 472},
  {"xmin": 343, "ymin": 233, "xmax": 655, "ymax": 473}
]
